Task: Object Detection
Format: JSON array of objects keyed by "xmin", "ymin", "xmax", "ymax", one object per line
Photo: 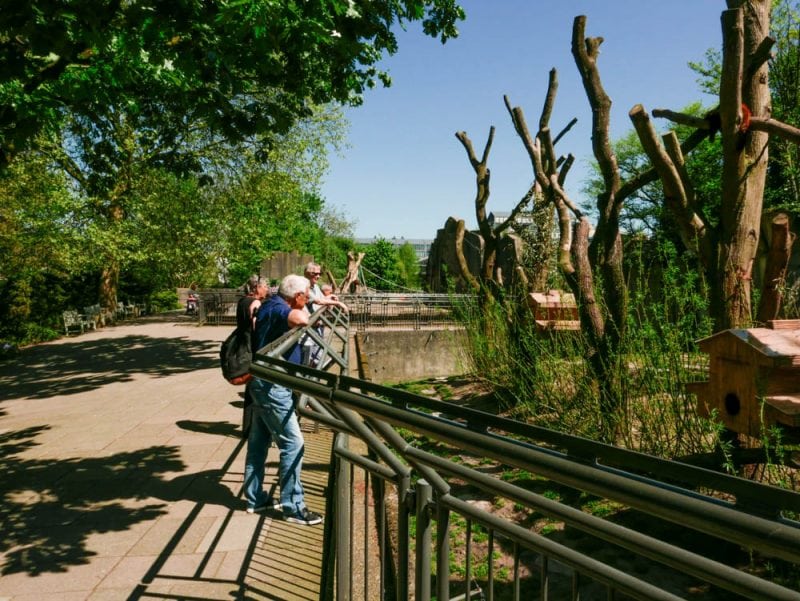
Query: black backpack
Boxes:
[{"xmin": 220, "ymin": 327, "xmax": 253, "ymax": 385}]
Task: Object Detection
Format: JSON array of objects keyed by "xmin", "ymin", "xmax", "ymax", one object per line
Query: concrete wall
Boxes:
[{"xmin": 355, "ymin": 329, "xmax": 468, "ymax": 384}]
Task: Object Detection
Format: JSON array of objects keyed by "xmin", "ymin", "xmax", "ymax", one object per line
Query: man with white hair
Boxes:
[
  {"xmin": 301, "ymin": 262, "xmax": 348, "ymax": 367},
  {"xmin": 243, "ymin": 273, "xmax": 322, "ymax": 525},
  {"xmin": 303, "ymin": 262, "xmax": 348, "ymax": 313}
]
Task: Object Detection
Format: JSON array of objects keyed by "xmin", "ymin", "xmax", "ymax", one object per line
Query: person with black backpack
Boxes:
[
  {"xmin": 243, "ymin": 274, "xmax": 323, "ymax": 525},
  {"xmin": 237, "ymin": 276, "xmax": 269, "ymax": 435}
]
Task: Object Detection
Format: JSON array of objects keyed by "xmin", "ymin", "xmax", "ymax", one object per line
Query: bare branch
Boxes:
[
  {"xmin": 572, "ymin": 15, "xmax": 619, "ymax": 198},
  {"xmin": 552, "ymin": 117, "xmax": 578, "ymax": 147},
  {"xmin": 630, "ymin": 105, "xmax": 711, "ymax": 258},
  {"xmin": 550, "ymin": 173, "xmax": 583, "ymax": 220},
  {"xmin": 539, "ymin": 126, "xmax": 557, "ymax": 176},
  {"xmin": 558, "ymin": 154, "xmax": 575, "ymax": 186},
  {"xmin": 539, "ymin": 68, "xmax": 558, "ymax": 132},
  {"xmin": 651, "ymin": 109, "xmax": 709, "ymax": 130},
  {"xmin": 744, "ymin": 35, "xmax": 775, "ymax": 84},
  {"xmin": 662, "ymin": 131, "xmax": 697, "ymax": 211},
  {"xmin": 748, "ymin": 116, "xmax": 800, "ymax": 144}
]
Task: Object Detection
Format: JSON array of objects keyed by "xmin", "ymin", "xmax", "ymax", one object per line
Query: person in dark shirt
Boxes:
[
  {"xmin": 243, "ymin": 274, "xmax": 322, "ymax": 525},
  {"xmin": 237, "ymin": 276, "xmax": 269, "ymax": 436}
]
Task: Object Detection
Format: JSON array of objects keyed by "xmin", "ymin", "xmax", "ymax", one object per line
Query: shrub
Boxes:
[{"xmin": 148, "ymin": 290, "xmax": 180, "ymax": 313}]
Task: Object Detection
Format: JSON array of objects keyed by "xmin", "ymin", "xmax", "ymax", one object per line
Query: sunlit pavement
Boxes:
[{"xmin": 0, "ymin": 313, "xmax": 330, "ymax": 600}]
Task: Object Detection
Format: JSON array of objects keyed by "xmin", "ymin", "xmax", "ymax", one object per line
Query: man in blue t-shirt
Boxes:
[{"xmin": 243, "ymin": 274, "xmax": 323, "ymax": 526}]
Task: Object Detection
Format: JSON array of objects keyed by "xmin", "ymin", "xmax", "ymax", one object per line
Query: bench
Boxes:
[
  {"xmin": 83, "ymin": 304, "xmax": 106, "ymax": 327},
  {"xmin": 63, "ymin": 310, "xmax": 95, "ymax": 335},
  {"xmin": 115, "ymin": 301, "xmax": 135, "ymax": 320}
]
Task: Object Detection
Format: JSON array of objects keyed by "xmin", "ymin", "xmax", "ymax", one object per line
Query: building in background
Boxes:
[{"xmin": 355, "ymin": 237, "xmax": 434, "ymax": 261}]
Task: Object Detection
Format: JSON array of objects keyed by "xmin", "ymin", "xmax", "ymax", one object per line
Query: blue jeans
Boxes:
[{"xmin": 244, "ymin": 377, "xmax": 306, "ymax": 512}]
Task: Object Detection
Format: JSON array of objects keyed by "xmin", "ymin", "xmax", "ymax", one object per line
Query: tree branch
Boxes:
[{"xmin": 748, "ymin": 116, "xmax": 800, "ymax": 144}]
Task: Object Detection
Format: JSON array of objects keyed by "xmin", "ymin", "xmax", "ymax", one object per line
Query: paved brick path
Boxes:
[{"xmin": 0, "ymin": 313, "xmax": 330, "ymax": 600}]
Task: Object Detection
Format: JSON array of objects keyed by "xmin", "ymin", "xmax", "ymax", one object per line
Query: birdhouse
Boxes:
[
  {"xmin": 686, "ymin": 319, "xmax": 800, "ymax": 439},
  {"xmin": 527, "ymin": 290, "xmax": 580, "ymax": 332}
]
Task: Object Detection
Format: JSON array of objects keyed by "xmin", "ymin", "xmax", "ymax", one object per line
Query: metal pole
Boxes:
[
  {"xmin": 397, "ymin": 474, "xmax": 410, "ymax": 601},
  {"xmin": 436, "ymin": 498, "xmax": 450, "ymax": 601},
  {"xmin": 415, "ymin": 479, "xmax": 432, "ymax": 601},
  {"xmin": 336, "ymin": 435, "xmax": 351, "ymax": 601}
]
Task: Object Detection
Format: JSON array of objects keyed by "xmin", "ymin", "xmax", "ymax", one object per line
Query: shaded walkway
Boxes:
[{"xmin": 0, "ymin": 314, "xmax": 331, "ymax": 600}]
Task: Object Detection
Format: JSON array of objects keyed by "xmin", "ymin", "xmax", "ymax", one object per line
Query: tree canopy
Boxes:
[{"xmin": 0, "ymin": 0, "xmax": 465, "ymax": 166}]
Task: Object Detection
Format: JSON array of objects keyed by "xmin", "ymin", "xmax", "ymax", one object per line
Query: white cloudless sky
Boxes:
[{"xmin": 320, "ymin": 0, "xmax": 722, "ymax": 240}]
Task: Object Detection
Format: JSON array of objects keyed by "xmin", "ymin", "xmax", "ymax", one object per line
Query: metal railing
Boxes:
[
  {"xmin": 197, "ymin": 289, "xmax": 241, "ymax": 325},
  {"xmin": 251, "ymin": 305, "xmax": 800, "ymax": 600},
  {"xmin": 340, "ymin": 293, "xmax": 473, "ymax": 331}
]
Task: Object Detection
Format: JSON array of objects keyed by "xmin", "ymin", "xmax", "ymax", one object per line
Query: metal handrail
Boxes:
[{"xmin": 250, "ymin": 306, "xmax": 800, "ymax": 601}]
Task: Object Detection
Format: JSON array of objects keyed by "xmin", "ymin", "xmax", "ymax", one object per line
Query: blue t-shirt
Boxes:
[{"xmin": 253, "ymin": 295, "xmax": 302, "ymax": 364}]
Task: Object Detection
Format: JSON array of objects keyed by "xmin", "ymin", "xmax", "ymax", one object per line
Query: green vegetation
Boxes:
[
  {"xmin": 459, "ymin": 238, "xmax": 720, "ymax": 457},
  {"xmin": 0, "ymin": 0, "xmax": 464, "ymax": 346},
  {"xmin": 359, "ymin": 238, "xmax": 423, "ymax": 291}
]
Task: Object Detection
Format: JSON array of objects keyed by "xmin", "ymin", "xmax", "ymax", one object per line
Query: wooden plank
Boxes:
[
  {"xmin": 764, "ymin": 395, "xmax": 800, "ymax": 427},
  {"xmin": 767, "ymin": 319, "xmax": 800, "ymax": 330}
]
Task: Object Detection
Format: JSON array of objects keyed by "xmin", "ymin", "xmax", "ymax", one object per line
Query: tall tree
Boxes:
[
  {"xmin": 632, "ymin": 0, "xmax": 800, "ymax": 329},
  {"xmin": 361, "ymin": 238, "xmax": 402, "ymax": 291}
]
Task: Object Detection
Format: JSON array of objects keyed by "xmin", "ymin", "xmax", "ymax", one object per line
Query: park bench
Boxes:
[
  {"xmin": 62, "ymin": 310, "xmax": 95, "ymax": 335},
  {"xmin": 115, "ymin": 301, "xmax": 135, "ymax": 320},
  {"xmin": 83, "ymin": 304, "xmax": 106, "ymax": 327}
]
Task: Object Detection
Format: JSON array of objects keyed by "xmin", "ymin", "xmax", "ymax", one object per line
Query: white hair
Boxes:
[
  {"xmin": 304, "ymin": 261, "xmax": 320, "ymax": 274},
  {"xmin": 279, "ymin": 274, "xmax": 310, "ymax": 299}
]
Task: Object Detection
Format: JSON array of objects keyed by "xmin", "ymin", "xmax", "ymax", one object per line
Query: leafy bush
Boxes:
[{"xmin": 148, "ymin": 290, "xmax": 180, "ymax": 313}]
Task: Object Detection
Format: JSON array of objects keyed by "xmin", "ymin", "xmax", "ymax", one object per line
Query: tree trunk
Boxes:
[
  {"xmin": 98, "ymin": 202, "xmax": 125, "ymax": 313},
  {"xmin": 757, "ymin": 212, "xmax": 795, "ymax": 322},
  {"xmin": 716, "ymin": 4, "xmax": 771, "ymax": 330},
  {"xmin": 339, "ymin": 251, "xmax": 365, "ymax": 294}
]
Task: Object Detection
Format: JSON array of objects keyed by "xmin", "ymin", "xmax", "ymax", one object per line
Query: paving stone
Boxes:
[{"xmin": 0, "ymin": 316, "xmax": 332, "ymax": 600}]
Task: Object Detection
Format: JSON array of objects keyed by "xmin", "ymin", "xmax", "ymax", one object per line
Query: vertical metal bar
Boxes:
[
  {"xmin": 416, "ymin": 480, "xmax": 432, "ymax": 601},
  {"xmin": 513, "ymin": 542, "xmax": 520, "ymax": 601},
  {"xmin": 349, "ymin": 461, "xmax": 355, "ymax": 598},
  {"xmin": 540, "ymin": 554, "xmax": 549, "ymax": 601},
  {"xmin": 572, "ymin": 570, "xmax": 580, "ymax": 601},
  {"xmin": 487, "ymin": 529, "xmax": 494, "ymax": 601},
  {"xmin": 364, "ymin": 468, "xmax": 370, "ymax": 601},
  {"xmin": 379, "ymin": 476, "xmax": 385, "ymax": 600},
  {"xmin": 436, "ymin": 501, "xmax": 450, "ymax": 601},
  {"xmin": 397, "ymin": 475, "xmax": 410, "ymax": 601},
  {"xmin": 336, "ymin": 443, "xmax": 351, "ymax": 601},
  {"xmin": 464, "ymin": 519, "xmax": 472, "ymax": 601}
]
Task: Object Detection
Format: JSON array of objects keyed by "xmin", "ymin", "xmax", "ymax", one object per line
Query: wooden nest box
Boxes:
[
  {"xmin": 686, "ymin": 319, "xmax": 800, "ymax": 439},
  {"xmin": 527, "ymin": 290, "xmax": 580, "ymax": 332}
]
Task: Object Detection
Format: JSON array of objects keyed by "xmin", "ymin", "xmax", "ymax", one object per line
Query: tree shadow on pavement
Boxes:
[
  {"xmin": 0, "ymin": 424, "xmax": 237, "ymax": 577},
  {"xmin": 0, "ymin": 334, "xmax": 220, "ymax": 401}
]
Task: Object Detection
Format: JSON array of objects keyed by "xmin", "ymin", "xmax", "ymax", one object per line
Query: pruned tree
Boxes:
[
  {"xmin": 503, "ymin": 17, "xmax": 707, "ymax": 438},
  {"xmin": 454, "ymin": 127, "xmax": 535, "ymax": 297},
  {"xmin": 632, "ymin": 1, "xmax": 800, "ymax": 329},
  {"xmin": 454, "ymin": 69, "xmax": 577, "ymax": 300},
  {"xmin": 338, "ymin": 251, "xmax": 365, "ymax": 294}
]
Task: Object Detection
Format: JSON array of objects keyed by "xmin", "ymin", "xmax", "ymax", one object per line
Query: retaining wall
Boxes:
[{"xmin": 355, "ymin": 329, "xmax": 468, "ymax": 383}]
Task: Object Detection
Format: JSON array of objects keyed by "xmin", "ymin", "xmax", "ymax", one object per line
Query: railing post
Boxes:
[
  {"xmin": 397, "ymin": 474, "xmax": 411, "ymax": 601},
  {"xmin": 415, "ymin": 479, "xmax": 432, "ymax": 601},
  {"xmin": 436, "ymin": 498, "xmax": 451, "ymax": 601},
  {"xmin": 336, "ymin": 435, "xmax": 351, "ymax": 601}
]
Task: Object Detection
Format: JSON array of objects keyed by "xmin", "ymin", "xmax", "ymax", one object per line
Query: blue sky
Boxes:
[{"xmin": 321, "ymin": 1, "xmax": 722, "ymax": 240}]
